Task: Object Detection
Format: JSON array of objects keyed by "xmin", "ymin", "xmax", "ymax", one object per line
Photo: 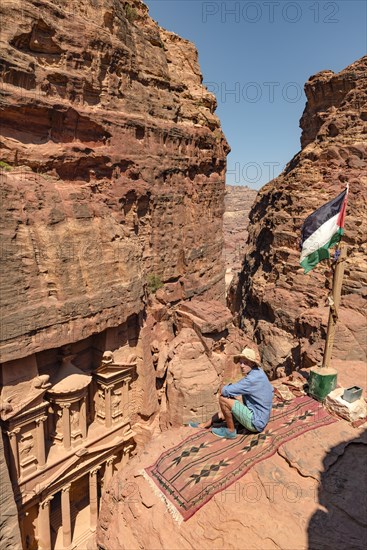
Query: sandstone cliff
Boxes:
[
  {"xmin": 0, "ymin": 433, "xmax": 22, "ymax": 549},
  {"xmin": 235, "ymin": 57, "xmax": 367, "ymax": 377},
  {"xmin": 0, "ymin": 0, "xmax": 229, "ymax": 364}
]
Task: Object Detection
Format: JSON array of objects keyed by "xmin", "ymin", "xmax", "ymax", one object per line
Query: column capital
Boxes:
[
  {"xmin": 7, "ymin": 427, "xmax": 21, "ymax": 438},
  {"xmin": 100, "ymin": 384, "xmax": 113, "ymax": 393},
  {"xmin": 106, "ymin": 455, "xmax": 117, "ymax": 466},
  {"xmin": 62, "ymin": 483, "xmax": 71, "ymax": 493},
  {"xmin": 90, "ymin": 465, "xmax": 101, "ymax": 476},
  {"xmin": 61, "ymin": 402, "xmax": 71, "ymax": 409},
  {"xmin": 40, "ymin": 495, "xmax": 53, "ymax": 509}
]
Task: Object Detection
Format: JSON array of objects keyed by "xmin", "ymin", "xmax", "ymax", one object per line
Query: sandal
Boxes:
[{"xmin": 188, "ymin": 421, "xmax": 200, "ymax": 428}]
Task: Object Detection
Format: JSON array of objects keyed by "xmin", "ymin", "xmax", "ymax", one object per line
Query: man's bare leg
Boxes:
[
  {"xmin": 218, "ymin": 396, "xmax": 236, "ymax": 431},
  {"xmin": 194, "ymin": 391, "xmax": 241, "ymax": 429},
  {"xmin": 198, "ymin": 412, "xmax": 224, "ymax": 429}
]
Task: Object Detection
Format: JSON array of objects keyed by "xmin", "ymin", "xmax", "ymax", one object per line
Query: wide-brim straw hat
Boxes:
[{"xmin": 233, "ymin": 347, "xmax": 260, "ymax": 366}]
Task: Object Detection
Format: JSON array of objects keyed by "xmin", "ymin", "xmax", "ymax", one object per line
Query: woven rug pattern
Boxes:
[{"xmin": 144, "ymin": 395, "xmax": 337, "ymax": 521}]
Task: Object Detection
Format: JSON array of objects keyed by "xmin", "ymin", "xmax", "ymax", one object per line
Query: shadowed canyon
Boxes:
[{"xmin": 0, "ymin": 1, "xmax": 366, "ymax": 549}]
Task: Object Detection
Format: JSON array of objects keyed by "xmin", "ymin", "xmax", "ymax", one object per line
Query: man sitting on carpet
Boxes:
[
  {"xmin": 192, "ymin": 347, "xmax": 274, "ymax": 439},
  {"xmin": 213, "ymin": 347, "xmax": 274, "ymax": 439}
]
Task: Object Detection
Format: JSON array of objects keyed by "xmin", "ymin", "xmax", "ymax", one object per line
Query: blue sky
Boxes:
[{"xmin": 145, "ymin": 0, "xmax": 367, "ymax": 188}]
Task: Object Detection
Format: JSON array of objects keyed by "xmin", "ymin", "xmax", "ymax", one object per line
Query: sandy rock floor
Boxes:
[{"xmin": 97, "ymin": 361, "xmax": 367, "ymax": 550}]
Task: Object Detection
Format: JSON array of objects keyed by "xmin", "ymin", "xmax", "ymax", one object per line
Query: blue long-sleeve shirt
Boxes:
[{"xmin": 221, "ymin": 368, "xmax": 274, "ymax": 431}]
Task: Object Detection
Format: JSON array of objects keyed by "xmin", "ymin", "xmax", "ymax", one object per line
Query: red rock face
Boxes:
[
  {"xmin": 0, "ymin": 432, "xmax": 22, "ymax": 549},
  {"xmin": 0, "ymin": 0, "xmax": 229, "ymax": 363},
  {"xmin": 236, "ymin": 57, "xmax": 367, "ymax": 377},
  {"xmin": 223, "ymin": 185, "xmax": 257, "ymax": 288}
]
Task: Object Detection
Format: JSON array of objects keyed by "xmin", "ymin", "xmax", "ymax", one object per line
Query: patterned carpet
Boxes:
[{"xmin": 144, "ymin": 395, "xmax": 338, "ymax": 522}]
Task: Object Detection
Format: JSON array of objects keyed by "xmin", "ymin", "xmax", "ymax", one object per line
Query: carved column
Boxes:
[
  {"xmin": 61, "ymin": 484, "xmax": 72, "ymax": 548},
  {"xmin": 104, "ymin": 456, "xmax": 116, "ymax": 486},
  {"xmin": 94, "ymin": 364, "xmax": 135, "ymax": 427},
  {"xmin": 7, "ymin": 428, "xmax": 20, "ymax": 480},
  {"xmin": 123, "ymin": 378, "xmax": 130, "ymax": 418},
  {"xmin": 103, "ymin": 386, "xmax": 112, "ymax": 428},
  {"xmin": 80, "ymin": 396, "xmax": 87, "ymax": 439},
  {"xmin": 122, "ymin": 444, "xmax": 134, "ymax": 467},
  {"xmin": 88, "ymin": 380, "xmax": 95, "ymax": 425},
  {"xmin": 47, "ymin": 405, "xmax": 54, "ymax": 439},
  {"xmin": 62, "ymin": 403, "xmax": 71, "ymax": 450},
  {"xmin": 89, "ymin": 466, "xmax": 101, "ymax": 531},
  {"xmin": 36, "ymin": 416, "xmax": 47, "ymax": 469},
  {"xmin": 38, "ymin": 496, "xmax": 53, "ymax": 550}
]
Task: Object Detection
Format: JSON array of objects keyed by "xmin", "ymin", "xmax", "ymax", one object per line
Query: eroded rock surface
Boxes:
[
  {"xmin": 235, "ymin": 57, "xmax": 367, "ymax": 377},
  {"xmin": 0, "ymin": 0, "xmax": 229, "ymax": 363},
  {"xmin": 223, "ymin": 185, "xmax": 257, "ymax": 289},
  {"xmin": 0, "ymin": 427, "xmax": 22, "ymax": 549}
]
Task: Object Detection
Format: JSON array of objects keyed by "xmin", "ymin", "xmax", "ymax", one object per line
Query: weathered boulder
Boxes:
[
  {"xmin": 165, "ymin": 328, "xmax": 220, "ymax": 427},
  {"xmin": 175, "ymin": 299, "xmax": 233, "ymax": 334}
]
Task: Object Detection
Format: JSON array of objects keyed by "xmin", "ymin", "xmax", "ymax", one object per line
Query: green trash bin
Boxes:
[{"xmin": 308, "ymin": 366, "xmax": 337, "ymax": 401}]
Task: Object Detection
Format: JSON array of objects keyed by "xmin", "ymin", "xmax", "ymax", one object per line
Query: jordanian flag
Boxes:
[{"xmin": 300, "ymin": 187, "xmax": 348, "ymax": 273}]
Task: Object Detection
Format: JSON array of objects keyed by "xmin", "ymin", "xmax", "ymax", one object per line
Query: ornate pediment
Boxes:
[{"xmin": 96, "ymin": 349, "xmax": 137, "ymax": 378}]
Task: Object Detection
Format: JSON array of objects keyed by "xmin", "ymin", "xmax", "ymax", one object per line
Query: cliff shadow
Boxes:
[{"xmin": 307, "ymin": 427, "xmax": 367, "ymax": 550}]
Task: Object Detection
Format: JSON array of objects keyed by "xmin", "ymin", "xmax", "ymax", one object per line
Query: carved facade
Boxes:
[{"xmin": 0, "ymin": 332, "xmax": 137, "ymax": 550}]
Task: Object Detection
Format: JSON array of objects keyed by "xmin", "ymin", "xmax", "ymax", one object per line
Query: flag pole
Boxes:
[
  {"xmin": 322, "ymin": 242, "xmax": 347, "ymax": 369},
  {"xmin": 301, "ymin": 184, "xmax": 349, "ymax": 401},
  {"xmin": 308, "ymin": 242, "xmax": 347, "ymax": 401}
]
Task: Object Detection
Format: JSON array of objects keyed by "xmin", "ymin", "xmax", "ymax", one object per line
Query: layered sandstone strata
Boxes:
[
  {"xmin": 236, "ymin": 56, "xmax": 367, "ymax": 376},
  {"xmin": 223, "ymin": 185, "xmax": 257, "ymax": 288},
  {"xmin": 0, "ymin": 0, "xmax": 229, "ymax": 364}
]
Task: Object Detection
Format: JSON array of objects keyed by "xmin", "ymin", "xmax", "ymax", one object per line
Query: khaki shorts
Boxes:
[{"xmin": 232, "ymin": 400, "xmax": 258, "ymax": 432}]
